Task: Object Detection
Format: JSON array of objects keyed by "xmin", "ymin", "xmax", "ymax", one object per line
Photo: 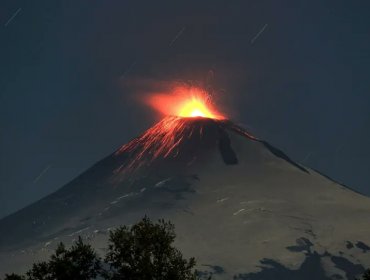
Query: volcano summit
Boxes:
[{"xmin": 1, "ymin": 116, "xmax": 370, "ymax": 279}]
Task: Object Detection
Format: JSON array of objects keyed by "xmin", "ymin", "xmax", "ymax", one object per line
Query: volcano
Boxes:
[{"xmin": 1, "ymin": 116, "xmax": 370, "ymax": 279}]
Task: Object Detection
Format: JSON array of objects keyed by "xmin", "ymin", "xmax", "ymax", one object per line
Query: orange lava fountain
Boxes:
[
  {"xmin": 113, "ymin": 86, "xmax": 232, "ymax": 174},
  {"xmin": 145, "ymin": 86, "xmax": 225, "ymax": 120}
]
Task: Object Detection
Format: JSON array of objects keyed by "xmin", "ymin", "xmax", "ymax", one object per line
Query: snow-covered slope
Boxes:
[{"xmin": 0, "ymin": 117, "xmax": 369, "ymax": 279}]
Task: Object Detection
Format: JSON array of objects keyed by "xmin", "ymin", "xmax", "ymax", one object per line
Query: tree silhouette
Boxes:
[
  {"xmin": 4, "ymin": 274, "xmax": 25, "ymax": 280},
  {"xmin": 358, "ymin": 269, "xmax": 370, "ymax": 280},
  {"xmin": 7, "ymin": 237, "xmax": 102, "ymax": 280},
  {"xmin": 103, "ymin": 216, "xmax": 198, "ymax": 280},
  {"xmin": 2, "ymin": 217, "xmax": 204, "ymax": 280}
]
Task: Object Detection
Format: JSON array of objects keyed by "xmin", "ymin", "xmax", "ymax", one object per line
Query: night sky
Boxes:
[{"xmin": 1, "ymin": 0, "xmax": 370, "ymax": 218}]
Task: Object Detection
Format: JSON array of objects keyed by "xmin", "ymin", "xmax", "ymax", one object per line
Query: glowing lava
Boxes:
[
  {"xmin": 178, "ymin": 97, "xmax": 217, "ymax": 118},
  {"xmin": 113, "ymin": 86, "xmax": 231, "ymax": 175},
  {"xmin": 114, "ymin": 115, "xmax": 257, "ymax": 174},
  {"xmin": 145, "ymin": 86, "xmax": 225, "ymax": 120}
]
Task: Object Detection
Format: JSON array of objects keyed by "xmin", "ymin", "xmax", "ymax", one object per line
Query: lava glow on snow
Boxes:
[{"xmin": 145, "ymin": 86, "xmax": 225, "ymax": 120}]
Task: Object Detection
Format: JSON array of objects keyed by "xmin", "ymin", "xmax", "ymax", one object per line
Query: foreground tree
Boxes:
[
  {"xmin": 31, "ymin": 237, "xmax": 101, "ymax": 280},
  {"xmin": 3, "ymin": 217, "xmax": 204, "ymax": 280},
  {"xmin": 4, "ymin": 274, "xmax": 25, "ymax": 280},
  {"xmin": 358, "ymin": 269, "xmax": 370, "ymax": 280},
  {"xmin": 103, "ymin": 216, "xmax": 198, "ymax": 280},
  {"xmin": 4, "ymin": 237, "xmax": 102, "ymax": 280}
]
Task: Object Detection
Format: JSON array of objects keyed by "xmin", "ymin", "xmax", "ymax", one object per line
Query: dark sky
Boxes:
[{"xmin": 1, "ymin": 0, "xmax": 370, "ymax": 218}]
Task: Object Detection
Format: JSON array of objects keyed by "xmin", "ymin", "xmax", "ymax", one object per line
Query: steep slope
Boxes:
[{"xmin": 0, "ymin": 117, "xmax": 369, "ymax": 279}]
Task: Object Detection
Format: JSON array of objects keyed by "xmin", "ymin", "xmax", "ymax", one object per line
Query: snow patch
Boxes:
[
  {"xmin": 217, "ymin": 197, "xmax": 229, "ymax": 203},
  {"xmin": 117, "ymin": 192, "xmax": 135, "ymax": 200},
  {"xmin": 68, "ymin": 227, "xmax": 90, "ymax": 237},
  {"xmin": 233, "ymin": 209, "xmax": 245, "ymax": 216},
  {"xmin": 155, "ymin": 178, "xmax": 172, "ymax": 187}
]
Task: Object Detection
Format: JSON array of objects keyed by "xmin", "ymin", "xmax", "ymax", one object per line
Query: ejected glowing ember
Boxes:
[{"xmin": 145, "ymin": 86, "xmax": 226, "ymax": 120}]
